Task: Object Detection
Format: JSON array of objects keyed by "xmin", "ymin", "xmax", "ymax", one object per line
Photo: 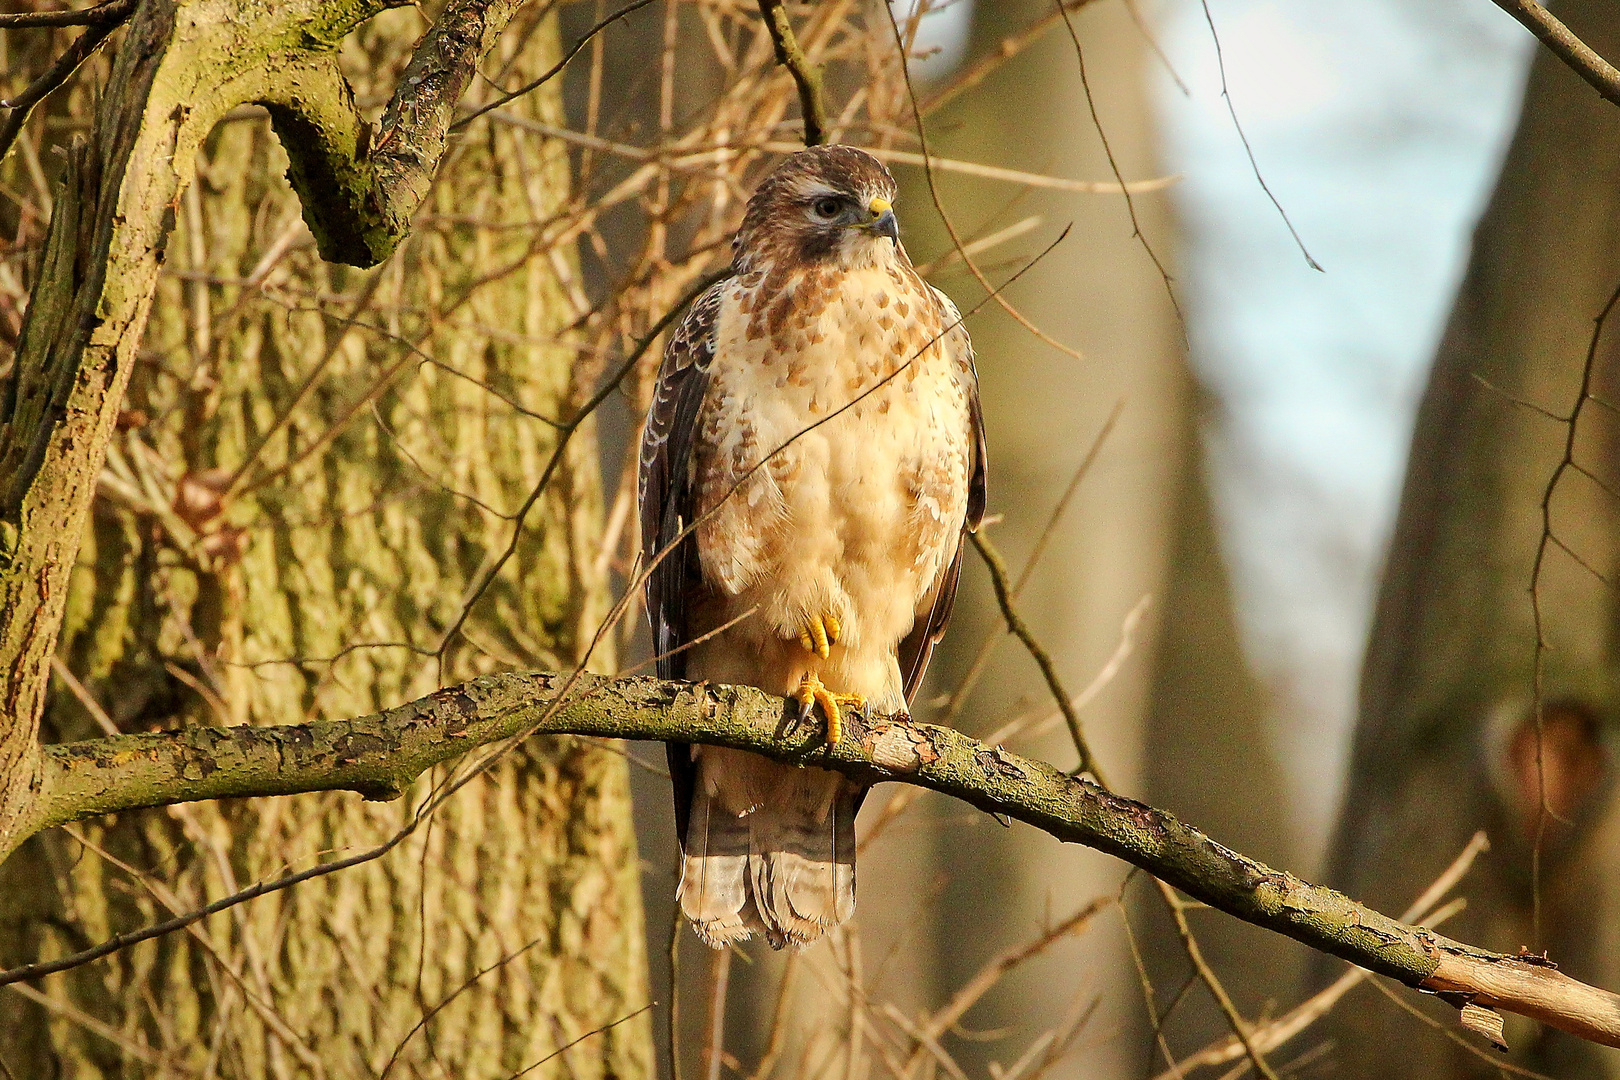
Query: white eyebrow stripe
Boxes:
[{"xmin": 789, "ymin": 179, "xmax": 842, "ymax": 200}]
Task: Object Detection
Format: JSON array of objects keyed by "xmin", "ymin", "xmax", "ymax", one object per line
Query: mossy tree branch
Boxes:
[
  {"xmin": 7, "ymin": 669, "xmax": 1620, "ymax": 1051},
  {"xmin": 269, "ymin": 0, "xmax": 530, "ymax": 266}
]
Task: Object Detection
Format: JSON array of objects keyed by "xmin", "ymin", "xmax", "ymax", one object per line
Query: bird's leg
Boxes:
[
  {"xmin": 790, "ymin": 613, "xmax": 864, "ymax": 744},
  {"xmin": 795, "ymin": 613, "xmax": 842, "ymax": 659},
  {"xmin": 794, "ymin": 672, "xmax": 865, "ymax": 746}
]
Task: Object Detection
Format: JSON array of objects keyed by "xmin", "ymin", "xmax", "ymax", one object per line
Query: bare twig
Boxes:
[
  {"xmin": 898, "ymin": 897, "xmax": 1111, "ymax": 1077},
  {"xmin": 503, "ymin": 1004, "xmax": 656, "ymax": 1080},
  {"xmin": 452, "ymin": 0, "xmax": 658, "ymax": 133},
  {"xmin": 757, "ymin": 0, "xmax": 828, "ymax": 146},
  {"xmin": 0, "ymin": 0, "xmax": 134, "ymax": 28},
  {"xmin": 938, "ymin": 403, "xmax": 1122, "ymax": 726},
  {"xmin": 434, "ymin": 267, "xmax": 730, "ymax": 662},
  {"xmin": 705, "ymin": 947, "xmax": 733, "ymax": 1080},
  {"xmin": 917, "ymin": 0, "xmax": 1100, "ymax": 117},
  {"xmin": 883, "ymin": 2, "xmax": 1089, "ymax": 364},
  {"xmin": 1159, "ymin": 881, "xmax": 1281, "ymax": 1080},
  {"xmin": 747, "ymin": 952, "xmax": 798, "ymax": 1080},
  {"xmin": 970, "ymin": 532, "xmax": 1097, "ymax": 777},
  {"xmin": 1363, "ymin": 979, "xmax": 1553, "ymax": 1079},
  {"xmin": 1528, "ymin": 276, "xmax": 1620, "ymax": 942},
  {"xmin": 1153, "ymin": 831, "xmax": 1490, "ymax": 1080},
  {"xmin": 1052, "ymin": 0, "xmax": 1187, "ymax": 318},
  {"xmin": 0, "ymin": 8, "xmax": 129, "ymax": 164},
  {"xmin": 1491, "ymin": 0, "xmax": 1620, "ymax": 109},
  {"xmin": 1195, "ymin": 0, "xmax": 1321, "ymax": 271}
]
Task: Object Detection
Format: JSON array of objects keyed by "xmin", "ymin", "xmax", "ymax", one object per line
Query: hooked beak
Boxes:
[{"xmin": 865, "ymin": 196, "xmax": 899, "ymax": 242}]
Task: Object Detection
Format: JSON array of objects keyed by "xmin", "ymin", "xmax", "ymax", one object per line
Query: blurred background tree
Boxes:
[{"xmin": 1323, "ymin": 0, "xmax": 1620, "ymax": 1074}]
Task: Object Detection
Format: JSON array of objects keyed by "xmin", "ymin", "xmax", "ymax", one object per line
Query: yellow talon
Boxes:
[
  {"xmin": 795, "ymin": 613, "xmax": 842, "ymax": 660},
  {"xmin": 809, "ymin": 616, "xmax": 829, "ymax": 658},
  {"xmin": 795, "ymin": 672, "xmax": 866, "ymax": 746}
]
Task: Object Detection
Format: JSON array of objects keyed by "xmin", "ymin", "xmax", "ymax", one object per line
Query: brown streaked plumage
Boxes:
[{"xmin": 638, "ymin": 145, "xmax": 986, "ymax": 949}]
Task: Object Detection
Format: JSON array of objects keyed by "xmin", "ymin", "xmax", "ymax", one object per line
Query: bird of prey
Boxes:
[{"xmin": 639, "ymin": 145, "xmax": 986, "ymax": 949}]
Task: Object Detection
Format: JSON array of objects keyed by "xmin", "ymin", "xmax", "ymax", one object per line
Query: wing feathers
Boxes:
[
  {"xmin": 641, "ymin": 279, "xmax": 727, "ymax": 849},
  {"xmin": 897, "ymin": 285, "xmax": 988, "ymax": 705}
]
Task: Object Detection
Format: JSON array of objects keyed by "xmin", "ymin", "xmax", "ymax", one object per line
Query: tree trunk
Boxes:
[
  {"xmin": 1325, "ymin": 1, "xmax": 1620, "ymax": 1075},
  {"xmin": 0, "ymin": 6, "xmax": 651, "ymax": 1077},
  {"xmin": 1138, "ymin": 382, "xmax": 1300, "ymax": 1063}
]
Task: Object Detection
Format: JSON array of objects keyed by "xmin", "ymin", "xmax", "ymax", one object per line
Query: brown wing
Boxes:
[
  {"xmin": 898, "ymin": 300, "xmax": 987, "ymax": 706},
  {"xmin": 638, "ymin": 277, "xmax": 727, "ymax": 846}
]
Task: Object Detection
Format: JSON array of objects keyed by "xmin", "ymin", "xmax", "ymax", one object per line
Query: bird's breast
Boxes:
[{"xmin": 697, "ymin": 266, "xmax": 972, "ymax": 642}]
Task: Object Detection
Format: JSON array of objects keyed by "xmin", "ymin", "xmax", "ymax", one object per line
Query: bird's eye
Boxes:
[{"xmin": 812, "ymin": 196, "xmax": 843, "ymax": 220}]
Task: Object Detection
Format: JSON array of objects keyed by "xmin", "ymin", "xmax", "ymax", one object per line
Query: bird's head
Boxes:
[{"xmin": 733, "ymin": 145, "xmax": 903, "ymax": 273}]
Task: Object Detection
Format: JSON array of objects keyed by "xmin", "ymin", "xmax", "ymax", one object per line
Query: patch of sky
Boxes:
[{"xmin": 1150, "ymin": 0, "xmax": 1535, "ymax": 859}]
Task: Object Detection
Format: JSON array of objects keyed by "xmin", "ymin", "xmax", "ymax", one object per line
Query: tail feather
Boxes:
[
  {"xmin": 677, "ymin": 747, "xmax": 859, "ymax": 949},
  {"xmin": 679, "ymin": 780, "xmax": 760, "ymax": 947}
]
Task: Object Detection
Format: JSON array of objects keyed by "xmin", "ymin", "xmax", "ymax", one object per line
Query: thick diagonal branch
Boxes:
[{"xmin": 15, "ymin": 669, "xmax": 1620, "ymax": 1051}]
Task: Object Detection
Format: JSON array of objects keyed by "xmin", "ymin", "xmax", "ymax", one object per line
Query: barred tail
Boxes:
[{"xmin": 677, "ymin": 747, "xmax": 858, "ymax": 949}]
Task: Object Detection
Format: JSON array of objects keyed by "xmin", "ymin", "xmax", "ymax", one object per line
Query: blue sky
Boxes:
[{"xmin": 1152, "ymin": 0, "xmax": 1534, "ymax": 855}]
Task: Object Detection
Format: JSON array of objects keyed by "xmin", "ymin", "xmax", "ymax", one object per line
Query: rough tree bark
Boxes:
[
  {"xmin": 1325, "ymin": 0, "xmax": 1620, "ymax": 1075},
  {"xmin": 0, "ymin": 0, "xmax": 650, "ymax": 1075}
]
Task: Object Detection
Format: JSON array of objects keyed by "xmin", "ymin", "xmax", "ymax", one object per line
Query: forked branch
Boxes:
[
  {"xmin": 9, "ymin": 669, "xmax": 1620, "ymax": 1052},
  {"xmin": 267, "ymin": 0, "xmax": 528, "ymax": 266}
]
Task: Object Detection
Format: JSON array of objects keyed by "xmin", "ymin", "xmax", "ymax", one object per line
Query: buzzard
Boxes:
[{"xmin": 639, "ymin": 145, "xmax": 986, "ymax": 949}]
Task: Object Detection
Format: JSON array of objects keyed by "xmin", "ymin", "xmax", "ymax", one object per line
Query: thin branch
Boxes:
[
  {"xmin": 704, "ymin": 946, "xmax": 733, "ymax": 1080},
  {"xmin": 503, "ymin": 1004, "xmax": 656, "ymax": 1080},
  {"xmin": 1154, "ymin": 831, "xmax": 1490, "ymax": 1080},
  {"xmin": 451, "ymin": 0, "xmax": 658, "ymax": 134},
  {"xmin": 1528, "ymin": 275, "xmax": 1620, "ymax": 943},
  {"xmin": 1196, "ymin": 0, "xmax": 1321, "ymax": 271},
  {"xmin": 917, "ymin": 0, "xmax": 1100, "ymax": 117},
  {"xmin": 898, "ymin": 897, "xmax": 1111, "ymax": 1077},
  {"xmin": 1470, "ymin": 370, "xmax": 1567, "ymax": 423},
  {"xmin": 1364, "ymin": 978, "xmax": 1554, "ymax": 1079},
  {"xmin": 970, "ymin": 532, "xmax": 1097, "ymax": 778},
  {"xmin": 0, "ymin": 0, "xmax": 135, "ymax": 27},
  {"xmin": 0, "ymin": 8, "xmax": 129, "ymax": 165},
  {"xmin": 937, "ymin": 403, "xmax": 1121, "ymax": 726},
  {"xmin": 433, "ymin": 267, "xmax": 730, "ymax": 660},
  {"xmin": 1123, "ymin": 0, "xmax": 1190, "ymax": 96},
  {"xmin": 757, "ymin": 0, "xmax": 828, "ymax": 146},
  {"xmin": 747, "ymin": 952, "xmax": 797, "ymax": 1080},
  {"xmin": 378, "ymin": 931, "xmax": 555, "ymax": 1079},
  {"xmin": 1158, "ymin": 881, "xmax": 1281, "ymax": 1080},
  {"xmin": 883, "ymin": 2, "xmax": 1089, "ymax": 364},
  {"xmin": 1053, "ymin": 0, "xmax": 1188, "ymax": 318},
  {"xmin": 1491, "ymin": 0, "xmax": 1620, "ymax": 109}
]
